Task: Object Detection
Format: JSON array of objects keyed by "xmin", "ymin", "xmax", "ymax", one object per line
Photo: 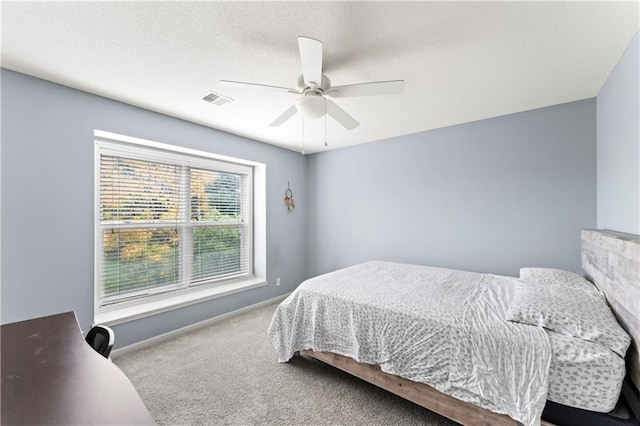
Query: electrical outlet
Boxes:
[{"xmin": 276, "ymin": 278, "xmax": 281, "ymax": 287}]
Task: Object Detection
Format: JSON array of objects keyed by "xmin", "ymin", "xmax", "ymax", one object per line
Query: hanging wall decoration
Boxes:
[{"xmin": 284, "ymin": 182, "xmax": 295, "ymax": 213}]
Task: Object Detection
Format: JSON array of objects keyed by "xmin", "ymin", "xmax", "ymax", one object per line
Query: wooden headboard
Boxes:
[{"xmin": 582, "ymin": 229, "xmax": 640, "ymax": 391}]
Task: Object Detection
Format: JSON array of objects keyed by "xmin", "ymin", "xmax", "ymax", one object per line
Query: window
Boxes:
[{"xmin": 95, "ymin": 132, "xmax": 265, "ymax": 323}]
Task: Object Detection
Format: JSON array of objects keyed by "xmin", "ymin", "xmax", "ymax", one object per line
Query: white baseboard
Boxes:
[{"xmin": 111, "ymin": 292, "xmax": 290, "ymax": 358}]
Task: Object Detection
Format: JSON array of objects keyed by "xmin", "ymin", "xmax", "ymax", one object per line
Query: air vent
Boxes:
[{"xmin": 202, "ymin": 91, "xmax": 233, "ymax": 106}]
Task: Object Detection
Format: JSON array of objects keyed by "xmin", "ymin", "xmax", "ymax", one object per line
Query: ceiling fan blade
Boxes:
[
  {"xmin": 220, "ymin": 80, "xmax": 299, "ymax": 94},
  {"xmin": 326, "ymin": 80, "xmax": 405, "ymax": 98},
  {"xmin": 325, "ymin": 100, "xmax": 359, "ymax": 130},
  {"xmin": 269, "ymin": 104, "xmax": 298, "ymax": 127},
  {"xmin": 298, "ymin": 36, "xmax": 323, "ymax": 88}
]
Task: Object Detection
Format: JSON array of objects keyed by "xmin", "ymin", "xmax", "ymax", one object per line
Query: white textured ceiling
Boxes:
[{"xmin": 2, "ymin": 1, "xmax": 638, "ymax": 154}]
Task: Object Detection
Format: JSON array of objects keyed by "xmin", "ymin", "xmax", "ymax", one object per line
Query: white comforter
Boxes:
[{"xmin": 268, "ymin": 261, "xmax": 552, "ymax": 426}]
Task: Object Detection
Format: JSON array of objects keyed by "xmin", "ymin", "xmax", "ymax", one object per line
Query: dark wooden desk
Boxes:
[{"xmin": 1, "ymin": 311, "xmax": 154, "ymax": 425}]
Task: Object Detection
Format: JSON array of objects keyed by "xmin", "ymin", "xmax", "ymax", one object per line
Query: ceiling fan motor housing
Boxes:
[
  {"xmin": 295, "ymin": 74, "xmax": 331, "ymax": 119},
  {"xmin": 297, "ymin": 74, "xmax": 331, "ymax": 93}
]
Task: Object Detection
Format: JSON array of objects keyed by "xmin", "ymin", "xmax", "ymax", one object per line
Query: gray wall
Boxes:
[
  {"xmin": 307, "ymin": 99, "xmax": 597, "ymax": 277},
  {"xmin": 597, "ymin": 31, "xmax": 640, "ymax": 234},
  {"xmin": 1, "ymin": 69, "xmax": 308, "ymax": 346}
]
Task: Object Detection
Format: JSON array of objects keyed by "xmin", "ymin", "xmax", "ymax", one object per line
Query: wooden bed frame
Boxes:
[
  {"xmin": 300, "ymin": 349, "xmax": 529, "ymax": 425},
  {"xmin": 298, "ymin": 229, "xmax": 640, "ymax": 426}
]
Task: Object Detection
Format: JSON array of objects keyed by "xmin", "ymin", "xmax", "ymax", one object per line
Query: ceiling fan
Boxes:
[{"xmin": 221, "ymin": 36, "xmax": 405, "ymax": 130}]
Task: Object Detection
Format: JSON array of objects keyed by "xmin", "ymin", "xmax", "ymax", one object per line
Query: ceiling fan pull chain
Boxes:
[{"xmin": 324, "ymin": 100, "xmax": 328, "ymax": 148}]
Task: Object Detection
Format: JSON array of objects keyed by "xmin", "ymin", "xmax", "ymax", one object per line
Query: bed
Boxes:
[{"xmin": 268, "ymin": 229, "xmax": 640, "ymax": 425}]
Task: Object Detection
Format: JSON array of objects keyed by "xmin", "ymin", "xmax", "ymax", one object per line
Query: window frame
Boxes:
[{"xmin": 94, "ymin": 130, "xmax": 266, "ymax": 325}]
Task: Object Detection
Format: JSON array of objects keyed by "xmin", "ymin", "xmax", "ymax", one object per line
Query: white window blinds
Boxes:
[
  {"xmin": 189, "ymin": 167, "xmax": 250, "ymax": 283},
  {"xmin": 97, "ymin": 143, "xmax": 252, "ymax": 307}
]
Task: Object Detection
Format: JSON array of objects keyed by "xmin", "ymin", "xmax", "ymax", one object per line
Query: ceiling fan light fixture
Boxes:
[{"xmin": 296, "ymin": 93, "xmax": 326, "ymax": 119}]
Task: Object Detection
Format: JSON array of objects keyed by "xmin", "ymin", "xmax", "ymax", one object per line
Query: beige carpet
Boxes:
[{"xmin": 114, "ymin": 302, "xmax": 458, "ymax": 425}]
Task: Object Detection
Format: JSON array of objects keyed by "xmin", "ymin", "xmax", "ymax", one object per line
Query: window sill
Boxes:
[{"xmin": 95, "ymin": 277, "xmax": 267, "ymax": 326}]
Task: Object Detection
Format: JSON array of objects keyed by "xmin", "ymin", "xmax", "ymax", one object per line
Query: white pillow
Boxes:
[
  {"xmin": 507, "ymin": 281, "xmax": 630, "ymax": 357},
  {"xmin": 519, "ymin": 267, "xmax": 599, "ymax": 293}
]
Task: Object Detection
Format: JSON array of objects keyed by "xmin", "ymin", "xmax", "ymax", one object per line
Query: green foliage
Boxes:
[
  {"xmin": 102, "ymin": 228, "xmax": 180, "ymax": 296},
  {"xmin": 191, "ymin": 170, "xmax": 242, "ymax": 222},
  {"xmin": 192, "ymin": 225, "xmax": 242, "ymax": 280}
]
